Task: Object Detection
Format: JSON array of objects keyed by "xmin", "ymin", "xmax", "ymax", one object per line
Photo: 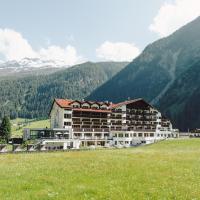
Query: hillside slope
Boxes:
[
  {"xmin": 88, "ymin": 16, "xmax": 200, "ymax": 130},
  {"xmin": 0, "ymin": 61, "xmax": 127, "ymax": 119},
  {"xmin": 88, "ymin": 16, "xmax": 200, "ymax": 103},
  {"xmin": 158, "ymin": 60, "xmax": 200, "ymax": 130}
]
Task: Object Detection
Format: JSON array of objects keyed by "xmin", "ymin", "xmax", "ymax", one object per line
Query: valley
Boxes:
[
  {"xmin": 1, "ymin": 17, "xmax": 200, "ymax": 131},
  {"xmin": 0, "ymin": 139, "xmax": 200, "ymax": 199}
]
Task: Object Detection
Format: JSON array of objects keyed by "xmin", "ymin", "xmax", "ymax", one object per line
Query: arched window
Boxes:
[{"xmin": 82, "ymin": 103, "xmax": 90, "ymax": 109}]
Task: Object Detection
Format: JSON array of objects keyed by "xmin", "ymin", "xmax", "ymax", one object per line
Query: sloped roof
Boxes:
[
  {"xmin": 55, "ymin": 98, "xmax": 73, "ymax": 108},
  {"xmin": 50, "ymin": 98, "xmax": 153, "ymax": 115},
  {"xmin": 110, "ymin": 98, "xmax": 143, "ymax": 109},
  {"xmin": 55, "ymin": 98, "xmax": 111, "ymax": 108}
]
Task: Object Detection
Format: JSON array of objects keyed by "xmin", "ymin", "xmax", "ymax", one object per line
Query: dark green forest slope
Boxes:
[
  {"xmin": 158, "ymin": 60, "xmax": 200, "ymax": 130},
  {"xmin": 0, "ymin": 62, "xmax": 127, "ymax": 119}
]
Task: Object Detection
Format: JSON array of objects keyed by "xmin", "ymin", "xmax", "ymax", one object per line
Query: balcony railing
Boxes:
[
  {"xmin": 112, "ymin": 110, "xmax": 123, "ymax": 113},
  {"xmin": 73, "ymin": 121, "xmax": 82, "ymax": 124},
  {"xmin": 73, "ymin": 114, "xmax": 108, "ymax": 118},
  {"xmin": 73, "ymin": 136, "xmax": 110, "ymax": 140},
  {"xmin": 73, "ymin": 128, "xmax": 110, "ymax": 132}
]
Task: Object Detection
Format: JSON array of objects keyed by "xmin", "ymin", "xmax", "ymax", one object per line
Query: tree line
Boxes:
[{"xmin": 0, "ymin": 116, "xmax": 11, "ymax": 143}]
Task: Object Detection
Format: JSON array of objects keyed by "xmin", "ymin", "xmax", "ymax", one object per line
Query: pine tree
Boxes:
[{"xmin": 0, "ymin": 116, "xmax": 11, "ymax": 140}]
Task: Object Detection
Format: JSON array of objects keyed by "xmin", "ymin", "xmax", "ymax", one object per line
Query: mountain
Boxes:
[
  {"xmin": 0, "ymin": 61, "xmax": 127, "ymax": 119},
  {"xmin": 158, "ymin": 60, "xmax": 200, "ymax": 131},
  {"xmin": 0, "ymin": 58, "xmax": 66, "ymax": 79},
  {"xmin": 88, "ymin": 16, "xmax": 200, "ymax": 130}
]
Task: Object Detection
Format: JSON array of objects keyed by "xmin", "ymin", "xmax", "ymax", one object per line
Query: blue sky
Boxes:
[{"xmin": 0, "ymin": 0, "xmax": 199, "ymax": 65}]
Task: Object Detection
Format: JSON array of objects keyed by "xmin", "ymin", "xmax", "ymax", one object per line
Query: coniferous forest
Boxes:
[{"xmin": 0, "ymin": 62, "xmax": 127, "ymax": 119}]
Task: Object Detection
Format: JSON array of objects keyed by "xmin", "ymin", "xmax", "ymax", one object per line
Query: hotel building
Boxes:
[{"xmin": 24, "ymin": 98, "xmax": 178, "ymax": 150}]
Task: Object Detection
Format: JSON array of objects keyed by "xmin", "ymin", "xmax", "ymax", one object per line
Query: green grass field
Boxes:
[
  {"xmin": 11, "ymin": 118, "xmax": 50, "ymax": 137},
  {"xmin": 0, "ymin": 139, "xmax": 200, "ymax": 200}
]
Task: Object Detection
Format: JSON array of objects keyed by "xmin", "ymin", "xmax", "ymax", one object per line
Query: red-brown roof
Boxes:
[
  {"xmin": 55, "ymin": 98, "xmax": 73, "ymax": 108},
  {"xmin": 55, "ymin": 98, "xmax": 111, "ymax": 108},
  {"xmin": 54, "ymin": 98, "xmax": 151, "ymax": 110}
]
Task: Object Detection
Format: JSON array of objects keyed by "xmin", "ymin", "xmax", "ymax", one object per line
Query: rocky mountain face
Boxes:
[
  {"xmin": 0, "ymin": 58, "xmax": 66, "ymax": 79},
  {"xmin": 88, "ymin": 16, "xmax": 200, "ymax": 130}
]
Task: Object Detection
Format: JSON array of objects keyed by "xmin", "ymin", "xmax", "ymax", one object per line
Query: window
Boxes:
[
  {"xmin": 91, "ymin": 104, "xmax": 99, "ymax": 109},
  {"xmin": 64, "ymin": 122, "xmax": 71, "ymax": 126},
  {"xmin": 82, "ymin": 103, "xmax": 90, "ymax": 109},
  {"xmin": 72, "ymin": 102, "xmax": 80, "ymax": 108},
  {"xmin": 64, "ymin": 114, "xmax": 71, "ymax": 118},
  {"xmin": 150, "ymin": 133, "xmax": 154, "ymax": 137},
  {"xmin": 125, "ymin": 134, "xmax": 129, "ymax": 137},
  {"xmin": 82, "ymin": 106, "xmax": 89, "ymax": 109},
  {"xmin": 101, "ymin": 105, "xmax": 107, "ymax": 110},
  {"xmin": 138, "ymin": 133, "xmax": 143, "ymax": 137},
  {"xmin": 73, "ymin": 105, "xmax": 79, "ymax": 108}
]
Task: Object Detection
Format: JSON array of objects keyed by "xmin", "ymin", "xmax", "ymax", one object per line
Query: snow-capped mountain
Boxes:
[{"xmin": 0, "ymin": 58, "xmax": 68, "ymax": 78}]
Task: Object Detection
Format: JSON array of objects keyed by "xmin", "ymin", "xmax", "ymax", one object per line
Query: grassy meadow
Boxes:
[
  {"xmin": 11, "ymin": 118, "xmax": 50, "ymax": 137},
  {"xmin": 0, "ymin": 139, "xmax": 200, "ymax": 199}
]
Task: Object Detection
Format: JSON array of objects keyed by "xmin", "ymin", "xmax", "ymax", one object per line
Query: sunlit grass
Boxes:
[
  {"xmin": 11, "ymin": 118, "xmax": 50, "ymax": 137},
  {"xmin": 0, "ymin": 139, "xmax": 200, "ymax": 199}
]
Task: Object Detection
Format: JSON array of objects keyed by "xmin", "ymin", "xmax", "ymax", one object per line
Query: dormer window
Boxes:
[
  {"xmin": 82, "ymin": 106, "xmax": 89, "ymax": 109},
  {"xmin": 91, "ymin": 103, "xmax": 99, "ymax": 109},
  {"xmin": 72, "ymin": 101, "xmax": 81, "ymax": 108},
  {"xmin": 73, "ymin": 105, "xmax": 79, "ymax": 108},
  {"xmin": 100, "ymin": 104, "xmax": 108, "ymax": 110},
  {"xmin": 82, "ymin": 103, "xmax": 90, "ymax": 109}
]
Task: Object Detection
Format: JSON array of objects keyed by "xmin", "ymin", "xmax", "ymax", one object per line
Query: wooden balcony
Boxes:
[
  {"xmin": 115, "ymin": 116, "xmax": 122, "ymax": 119},
  {"xmin": 73, "ymin": 128, "xmax": 109, "ymax": 132},
  {"xmin": 83, "ymin": 122, "xmax": 91, "ymax": 125},
  {"xmin": 112, "ymin": 110, "xmax": 123, "ymax": 113},
  {"xmin": 112, "ymin": 123, "xmax": 122, "ymax": 125},
  {"xmin": 127, "ymin": 128, "xmax": 156, "ymax": 132},
  {"xmin": 82, "ymin": 118, "xmax": 91, "ymax": 122},
  {"xmin": 93, "ymin": 122, "xmax": 102, "ymax": 125},
  {"xmin": 73, "ymin": 121, "xmax": 82, "ymax": 125}
]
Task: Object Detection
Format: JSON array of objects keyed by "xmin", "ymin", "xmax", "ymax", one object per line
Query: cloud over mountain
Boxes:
[
  {"xmin": 0, "ymin": 28, "xmax": 84, "ymax": 66},
  {"xmin": 149, "ymin": 0, "xmax": 200, "ymax": 36},
  {"xmin": 0, "ymin": 29, "xmax": 37, "ymax": 60},
  {"xmin": 96, "ymin": 41, "xmax": 140, "ymax": 62}
]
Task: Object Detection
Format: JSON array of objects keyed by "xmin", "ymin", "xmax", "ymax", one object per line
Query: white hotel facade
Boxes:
[{"xmin": 24, "ymin": 98, "xmax": 178, "ymax": 150}]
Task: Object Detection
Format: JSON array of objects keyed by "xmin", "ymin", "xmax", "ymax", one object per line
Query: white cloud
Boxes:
[
  {"xmin": 149, "ymin": 0, "xmax": 200, "ymax": 37},
  {"xmin": 0, "ymin": 29, "xmax": 36, "ymax": 60},
  {"xmin": 96, "ymin": 41, "xmax": 140, "ymax": 62},
  {"xmin": 0, "ymin": 28, "xmax": 84, "ymax": 66},
  {"xmin": 39, "ymin": 45, "xmax": 84, "ymax": 66}
]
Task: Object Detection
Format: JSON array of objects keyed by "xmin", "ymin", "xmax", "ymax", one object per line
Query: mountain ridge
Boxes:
[{"xmin": 88, "ymin": 16, "xmax": 200, "ymax": 130}]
